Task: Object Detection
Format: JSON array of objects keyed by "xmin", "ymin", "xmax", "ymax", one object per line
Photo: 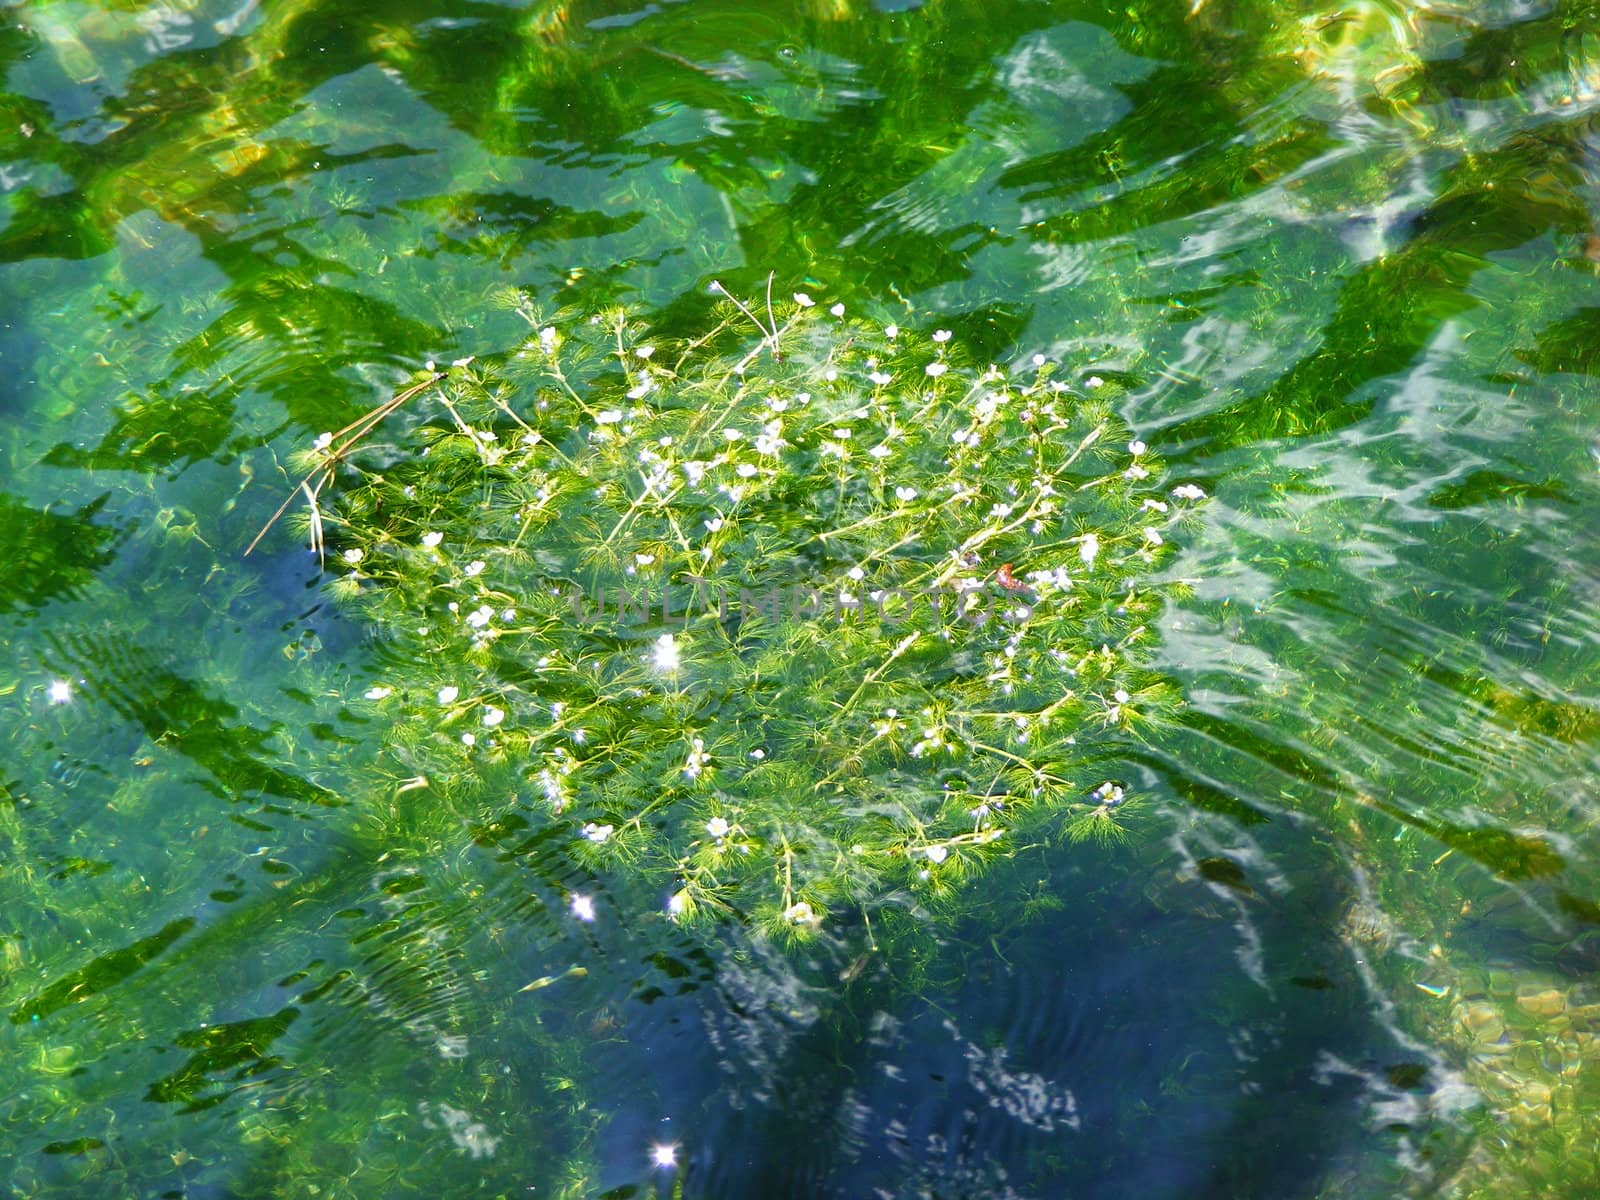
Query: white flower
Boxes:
[
  {"xmin": 626, "ymin": 379, "xmax": 652, "ymax": 401},
  {"xmin": 466, "ymin": 605, "xmax": 494, "ymax": 628},
  {"xmin": 1172, "ymin": 483, "xmax": 1207, "ymax": 501},
  {"xmin": 1032, "ymin": 354, "xmax": 1045, "ymax": 366},
  {"xmin": 582, "ymin": 822, "xmax": 614, "ymax": 844},
  {"xmin": 652, "ymin": 633, "xmax": 681, "ymax": 673},
  {"xmin": 1113, "ymin": 689, "xmax": 1131, "ymax": 704},
  {"xmin": 539, "ymin": 326, "xmax": 557, "ymax": 350},
  {"xmin": 364, "ymin": 686, "xmax": 392, "ymax": 701},
  {"xmin": 829, "ymin": 302, "xmax": 845, "ymax": 317},
  {"xmin": 925, "ymin": 844, "xmax": 949, "ymax": 864},
  {"xmin": 437, "ymin": 686, "xmax": 460, "ymax": 704},
  {"xmin": 755, "ymin": 422, "xmax": 784, "ymax": 455},
  {"xmin": 596, "ymin": 409, "xmax": 624, "ymax": 424},
  {"xmin": 736, "ymin": 462, "xmax": 759, "ymax": 477},
  {"xmin": 885, "ymin": 324, "xmax": 899, "ymax": 339},
  {"xmin": 1141, "ymin": 499, "xmax": 1169, "ymax": 513},
  {"xmin": 868, "ymin": 371, "xmax": 892, "ymax": 386},
  {"xmin": 793, "ymin": 292, "xmax": 815, "ymax": 307},
  {"xmin": 783, "ymin": 901, "xmax": 817, "ymax": 925},
  {"xmin": 1143, "ymin": 527, "xmax": 1164, "ymax": 546},
  {"xmin": 704, "ymin": 516, "xmax": 724, "ymax": 533},
  {"xmin": 766, "ymin": 396, "xmax": 789, "ymax": 413},
  {"xmin": 635, "ymin": 345, "xmax": 655, "ymax": 359},
  {"xmin": 932, "ymin": 329, "xmax": 952, "ymax": 343},
  {"xmin": 895, "ymin": 486, "xmax": 917, "ymax": 502},
  {"xmin": 1079, "ymin": 533, "xmax": 1100, "ymax": 568},
  {"xmin": 832, "ymin": 427, "xmax": 852, "ymax": 439},
  {"xmin": 1124, "ymin": 464, "xmax": 1149, "ymax": 481},
  {"xmin": 482, "ymin": 706, "xmax": 505, "ymax": 728},
  {"xmin": 312, "ymin": 431, "xmax": 333, "ymax": 451},
  {"xmin": 421, "ymin": 531, "xmax": 444, "ymax": 548},
  {"xmin": 460, "ymin": 732, "xmax": 476, "ymax": 746},
  {"xmin": 463, "ymin": 560, "xmax": 486, "ymax": 577},
  {"xmin": 342, "ymin": 548, "xmax": 364, "ymax": 565},
  {"xmin": 869, "ymin": 444, "xmax": 891, "ymax": 459},
  {"xmin": 570, "ymin": 894, "xmax": 596, "ymax": 922},
  {"xmin": 1085, "ymin": 375, "xmax": 1104, "ymax": 388},
  {"xmin": 1128, "ymin": 439, "xmax": 1147, "ymax": 456},
  {"xmin": 706, "ymin": 816, "xmax": 730, "ymax": 839},
  {"xmin": 667, "ymin": 891, "xmax": 689, "ymax": 917},
  {"xmin": 684, "ymin": 736, "xmax": 710, "ymax": 779},
  {"xmin": 722, "ymin": 427, "xmax": 744, "ymax": 441},
  {"xmin": 925, "ymin": 362, "xmax": 948, "ymax": 378}
]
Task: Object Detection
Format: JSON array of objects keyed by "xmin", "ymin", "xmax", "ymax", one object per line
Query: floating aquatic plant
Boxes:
[{"xmin": 315, "ymin": 284, "xmax": 1206, "ymax": 938}]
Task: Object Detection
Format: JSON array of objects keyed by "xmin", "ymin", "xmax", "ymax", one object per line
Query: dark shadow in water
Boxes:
[
  {"xmin": 0, "ymin": 491, "xmax": 124, "ymax": 615},
  {"xmin": 579, "ymin": 833, "xmax": 1469, "ymax": 1200},
  {"xmin": 40, "ymin": 629, "xmax": 343, "ymax": 809}
]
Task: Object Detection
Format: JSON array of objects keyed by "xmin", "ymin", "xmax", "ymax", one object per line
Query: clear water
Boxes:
[{"xmin": 3, "ymin": 0, "xmax": 1600, "ymax": 1196}]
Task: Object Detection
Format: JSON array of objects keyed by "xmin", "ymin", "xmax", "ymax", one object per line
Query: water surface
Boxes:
[{"xmin": 3, "ymin": 0, "xmax": 1600, "ymax": 1196}]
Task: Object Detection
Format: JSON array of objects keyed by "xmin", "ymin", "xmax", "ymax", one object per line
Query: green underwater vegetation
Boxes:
[
  {"xmin": 4, "ymin": 0, "xmax": 1600, "ymax": 1194},
  {"xmin": 313, "ymin": 284, "xmax": 1206, "ymax": 939}
]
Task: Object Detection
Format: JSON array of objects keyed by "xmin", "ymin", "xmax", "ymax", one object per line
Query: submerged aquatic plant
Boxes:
[
  {"xmin": 315, "ymin": 285, "xmax": 1205, "ymax": 938},
  {"xmin": 244, "ymin": 371, "xmax": 450, "ymax": 564}
]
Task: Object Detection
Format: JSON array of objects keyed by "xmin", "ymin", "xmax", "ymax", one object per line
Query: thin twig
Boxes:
[
  {"xmin": 710, "ymin": 277, "xmax": 780, "ymax": 360},
  {"xmin": 245, "ymin": 371, "xmax": 446, "ymax": 557},
  {"xmin": 301, "ymin": 479, "xmax": 325, "ymax": 568},
  {"xmin": 764, "ymin": 270, "xmax": 777, "ymax": 346}
]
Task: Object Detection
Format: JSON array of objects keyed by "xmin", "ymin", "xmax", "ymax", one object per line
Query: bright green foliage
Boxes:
[{"xmin": 327, "ymin": 289, "xmax": 1204, "ymax": 937}]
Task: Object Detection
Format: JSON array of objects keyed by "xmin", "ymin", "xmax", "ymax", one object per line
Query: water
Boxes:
[{"xmin": 2, "ymin": 0, "xmax": 1600, "ymax": 1195}]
